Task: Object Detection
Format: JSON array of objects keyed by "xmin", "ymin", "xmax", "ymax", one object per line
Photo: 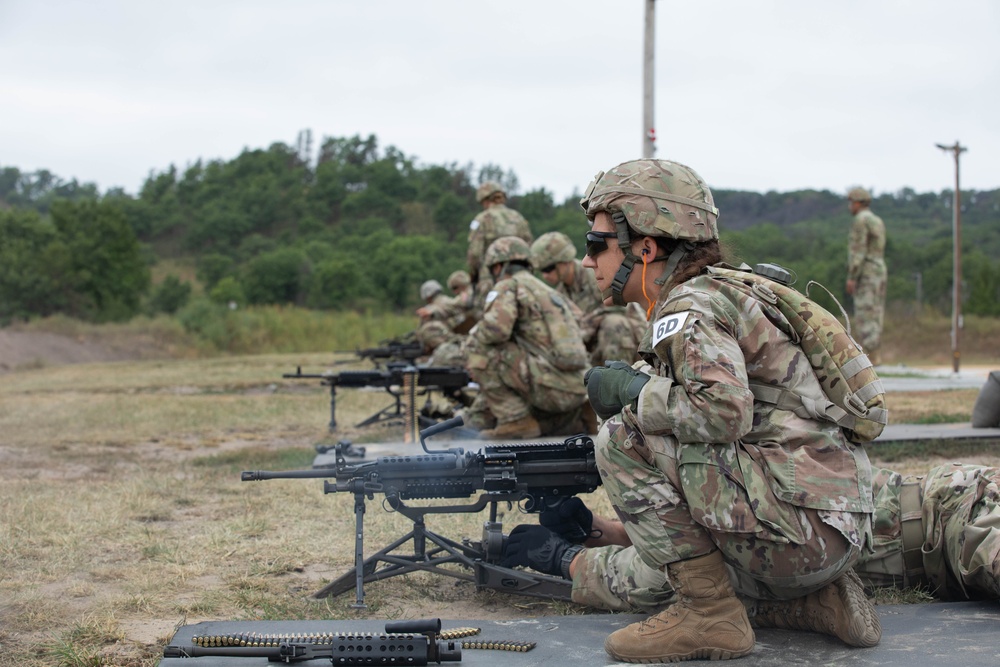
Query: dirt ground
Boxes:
[{"xmin": 0, "ymin": 329, "xmax": 145, "ymax": 373}]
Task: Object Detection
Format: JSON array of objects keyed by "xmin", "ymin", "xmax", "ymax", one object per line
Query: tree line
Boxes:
[{"xmin": 2, "ymin": 134, "xmax": 999, "ymax": 326}]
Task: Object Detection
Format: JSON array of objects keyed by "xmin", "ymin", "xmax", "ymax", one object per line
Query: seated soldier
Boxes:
[
  {"xmin": 416, "ymin": 279, "xmax": 467, "ymax": 339},
  {"xmin": 463, "ymin": 236, "xmax": 588, "ymax": 439}
]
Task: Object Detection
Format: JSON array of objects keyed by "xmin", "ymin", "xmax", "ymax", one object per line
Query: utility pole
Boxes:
[
  {"xmin": 642, "ymin": 0, "xmax": 656, "ymax": 157},
  {"xmin": 936, "ymin": 141, "xmax": 968, "ymax": 374}
]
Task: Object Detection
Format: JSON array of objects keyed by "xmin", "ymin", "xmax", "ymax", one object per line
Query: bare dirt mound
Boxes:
[{"xmin": 0, "ymin": 329, "xmax": 143, "ymax": 373}]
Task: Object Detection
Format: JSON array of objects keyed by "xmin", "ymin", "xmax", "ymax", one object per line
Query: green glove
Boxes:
[{"xmin": 584, "ymin": 361, "xmax": 651, "ymax": 419}]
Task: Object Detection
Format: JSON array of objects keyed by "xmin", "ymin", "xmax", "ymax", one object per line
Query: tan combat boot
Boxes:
[
  {"xmin": 604, "ymin": 551, "xmax": 755, "ymax": 662},
  {"xmin": 749, "ymin": 568, "xmax": 881, "ymax": 648},
  {"xmin": 479, "ymin": 414, "xmax": 542, "ymax": 439}
]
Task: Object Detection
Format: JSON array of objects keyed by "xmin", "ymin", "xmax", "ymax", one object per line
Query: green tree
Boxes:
[
  {"xmin": 50, "ymin": 200, "xmax": 151, "ymax": 321},
  {"xmin": 240, "ymin": 248, "xmax": 310, "ymax": 305},
  {"xmin": 148, "ymin": 275, "xmax": 192, "ymax": 314},
  {"xmin": 0, "ymin": 208, "xmax": 72, "ymax": 322}
]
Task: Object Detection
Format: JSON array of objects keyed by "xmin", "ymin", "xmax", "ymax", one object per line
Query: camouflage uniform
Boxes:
[
  {"xmin": 847, "ymin": 205, "xmax": 887, "ymax": 357},
  {"xmin": 419, "ymin": 292, "xmax": 471, "ymax": 333},
  {"xmin": 572, "ymin": 463, "xmax": 1000, "ymax": 612},
  {"xmin": 858, "ymin": 464, "xmax": 1000, "ymax": 599},
  {"xmin": 580, "ymin": 304, "xmax": 645, "ymax": 367},
  {"xmin": 463, "ymin": 265, "xmax": 587, "ymax": 431},
  {"xmin": 577, "ymin": 273, "xmax": 875, "ymax": 608},
  {"xmin": 530, "ymin": 233, "xmax": 643, "ymax": 367},
  {"xmin": 467, "ymin": 197, "xmax": 533, "ymax": 314},
  {"xmin": 416, "ymin": 320, "xmax": 468, "ymax": 370}
]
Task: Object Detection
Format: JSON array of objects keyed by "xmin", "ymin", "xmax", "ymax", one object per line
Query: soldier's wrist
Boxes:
[{"xmin": 561, "ymin": 545, "xmax": 585, "ymax": 580}]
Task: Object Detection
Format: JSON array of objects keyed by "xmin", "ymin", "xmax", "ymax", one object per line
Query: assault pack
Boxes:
[{"xmin": 706, "ymin": 263, "xmax": 888, "ymax": 443}]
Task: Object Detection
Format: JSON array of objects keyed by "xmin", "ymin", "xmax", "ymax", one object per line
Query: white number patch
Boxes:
[{"xmin": 652, "ymin": 312, "xmax": 689, "ymax": 347}]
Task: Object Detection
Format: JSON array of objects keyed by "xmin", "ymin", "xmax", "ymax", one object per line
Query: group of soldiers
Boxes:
[
  {"xmin": 399, "ymin": 164, "xmax": 997, "ymax": 662},
  {"xmin": 413, "ymin": 180, "xmax": 646, "ymax": 438}
]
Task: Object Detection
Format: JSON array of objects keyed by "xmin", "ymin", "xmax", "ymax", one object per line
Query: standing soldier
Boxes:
[
  {"xmin": 466, "ymin": 181, "xmax": 533, "ymax": 313},
  {"xmin": 530, "ymin": 231, "xmax": 643, "ymax": 367},
  {"xmin": 846, "ymin": 187, "xmax": 887, "ymax": 364},
  {"xmin": 463, "ymin": 236, "xmax": 588, "ymax": 439}
]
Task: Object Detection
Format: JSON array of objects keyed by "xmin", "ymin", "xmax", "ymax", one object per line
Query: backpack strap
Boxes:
[{"xmin": 749, "ymin": 380, "xmax": 889, "ymax": 429}]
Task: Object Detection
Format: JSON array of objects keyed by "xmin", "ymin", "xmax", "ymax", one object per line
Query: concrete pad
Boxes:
[
  {"xmin": 878, "ymin": 364, "xmax": 994, "ymax": 393},
  {"xmin": 160, "ymin": 601, "xmax": 1000, "ymax": 666},
  {"xmin": 876, "ymin": 422, "xmax": 1000, "ymax": 444}
]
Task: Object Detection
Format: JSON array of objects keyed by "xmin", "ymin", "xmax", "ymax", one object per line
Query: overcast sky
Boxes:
[{"xmin": 1, "ymin": 0, "xmax": 997, "ymax": 202}]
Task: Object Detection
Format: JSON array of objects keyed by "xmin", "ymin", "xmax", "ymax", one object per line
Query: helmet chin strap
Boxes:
[{"xmin": 603, "ymin": 212, "xmax": 690, "ymax": 306}]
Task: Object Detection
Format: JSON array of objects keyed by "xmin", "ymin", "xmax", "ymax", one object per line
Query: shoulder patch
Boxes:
[
  {"xmin": 652, "ymin": 312, "xmax": 689, "ymax": 347},
  {"xmin": 469, "ymin": 219, "xmax": 480, "ymax": 230},
  {"xmin": 484, "ymin": 290, "xmax": 498, "ymax": 305}
]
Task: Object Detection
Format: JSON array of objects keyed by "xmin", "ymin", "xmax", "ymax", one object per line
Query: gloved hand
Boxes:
[
  {"xmin": 540, "ymin": 497, "xmax": 597, "ymax": 544},
  {"xmin": 500, "ymin": 525, "xmax": 583, "ymax": 579},
  {"xmin": 584, "ymin": 361, "xmax": 651, "ymax": 419}
]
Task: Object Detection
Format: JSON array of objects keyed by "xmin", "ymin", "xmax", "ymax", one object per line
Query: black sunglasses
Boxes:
[
  {"xmin": 585, "ymin": 231, "xmax": 618, "ymax": 258},
  {"xmin": 539, "ymin": 264, "xmax": 558, "ymax": 273}
]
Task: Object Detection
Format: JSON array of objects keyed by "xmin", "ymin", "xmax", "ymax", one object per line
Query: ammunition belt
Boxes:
[{"xmin": 192, "ymin": 626, "xmax": 535, "ymax": 652}]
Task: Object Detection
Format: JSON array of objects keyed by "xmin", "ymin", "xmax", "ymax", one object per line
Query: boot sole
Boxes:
[
  {"xmin": 605, "ymin": 641, "xmax": 755, "ymax": 663},
  {"xmin": 839, "ymin": 569, "xmax": 882, "ymax": 648}
]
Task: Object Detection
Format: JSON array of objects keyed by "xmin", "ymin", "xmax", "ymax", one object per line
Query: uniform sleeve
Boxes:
[
  {"xmin": 635, "ymin": 290, "xmax": 754, "ymax": 443},
  {"xmin": 472, "ymin": 282, "xmax": 517, "ymax": 345},
  {"xmin": 847, "ymin": 214, "xmax": 868, "ymax": 282}
]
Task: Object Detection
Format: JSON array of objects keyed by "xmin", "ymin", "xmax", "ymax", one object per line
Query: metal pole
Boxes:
[
  {"xmin": 642, "ymin": 0, "xmax": 656, "ymax": 157},
  {"xmin": 936, "ymin": 141, "xmax": 967, "ymax": 373}
]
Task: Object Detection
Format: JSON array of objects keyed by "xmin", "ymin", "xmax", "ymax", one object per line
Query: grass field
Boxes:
[{"xmin": 1, "ymin": 337, "xmax": 999, "ymax": 666}]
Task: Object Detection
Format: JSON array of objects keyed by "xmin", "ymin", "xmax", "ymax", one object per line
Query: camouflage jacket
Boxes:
[
  {"xmin": 466, "ymin": 204, "xmax": 533, "ymax": 278},
  {"xmin": 421, "ymin": 293, "xmax": 470, "ymax": 331},
  {"xmin": 472, "ymin": 270, "xmax": 587, "ymax": 391},
  {"xmin": 847, "ymin": 208, "xmax": 886, "ymax": 282},
  {"xmin": 557, "ymin": 259, "xmax": 605, "ymax": 315},
  {"xmin": 634, "ymin": 269, "xmax": 875, "ymax": 515}
]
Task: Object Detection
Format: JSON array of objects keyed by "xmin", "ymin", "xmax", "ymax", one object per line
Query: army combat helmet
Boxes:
[
  {"xmin": 847, "ymin": 187, "xmax": 872, "ymax": 203},
  {"xmin": 580, "ymin": 158, "xmax": 719, "ymax": 305},
  {"xmin": 476, "ymin": 181, "xmax": 505, "ymax": 203},
  {"xmin": 447, "ymin": 269, "xmax": 471, "ymax": 292},
  {"xmin": 530, "ymin": 231, "xmax": 577, "ymax": 271},
  {"xmin": 484, "ymin": 236, "xmax": 531, "ymax": 275},
  {"xmin": 420, "ymin": 279, "xmax": 444, "ymax": 301}
]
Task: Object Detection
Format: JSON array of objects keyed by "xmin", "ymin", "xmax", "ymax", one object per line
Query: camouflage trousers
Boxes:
[
  {"xmin": 857, "ymin": 464, "xmax": 1000, "ymax": 600},
  {"xmin": 462, "ymin": 340, "xmax": 585, "ymax": 429},
  {"xmin": 852, "ymin": 264, "xmax": 886, "ymax": 355},
  {"xmin": 573, "ymin": 461, "xmax": 1000, "ymax": 613},
  {"xmin": 573, "ymin": 413, "xmax": 866, "ymax": 611}
]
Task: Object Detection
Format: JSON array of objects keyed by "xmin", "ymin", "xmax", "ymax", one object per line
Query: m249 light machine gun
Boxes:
[
  {"xmin": 355, "ymin": 339, "xmax": 424, "ymax": 367},
  {"xmin": 242, "ymin": 417, "xmax": 600, "ymax": 608},
  {"xmin": 164, "ymin": 618, "xmax": 462, "ymax": 665},
  {"xmin": 283, "ymin": 364, "xmax": 471, "ymax": 431}
]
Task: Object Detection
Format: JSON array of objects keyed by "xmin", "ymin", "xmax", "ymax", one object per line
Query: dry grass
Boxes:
[{"xmin": 1, "ymin": 350, "xmax": 999, "ymax": 666}]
